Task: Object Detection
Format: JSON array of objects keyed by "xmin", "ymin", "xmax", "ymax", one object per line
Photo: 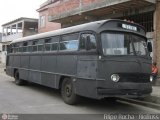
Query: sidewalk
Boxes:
[
  {"xmin": 0, "ymin": 64, "xmax": 5, "ymax": 73},
  {"xmin": 152, "ymin": 86, "xmax": 160, "ymax": 97},
  {"xmin": 146, "ymin": 86, "xmax": 160, "ymax": 105},
  {"xmin": 148, "ymin": 78, "xmax": 160, "ymax": 104}
]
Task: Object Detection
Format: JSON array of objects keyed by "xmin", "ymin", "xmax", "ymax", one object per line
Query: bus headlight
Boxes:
[
  {"xmin": 111, "ymin": 74, "xmax": 120, "ymax": 82},
  {"xmin": 150, "ymin": 76, "xmax": 153, "ymax": 82}
]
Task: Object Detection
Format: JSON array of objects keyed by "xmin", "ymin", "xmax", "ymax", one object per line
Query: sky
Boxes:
[{"xmin": 0, "ymin": 0, "xmax": 45, "ymax": 32}]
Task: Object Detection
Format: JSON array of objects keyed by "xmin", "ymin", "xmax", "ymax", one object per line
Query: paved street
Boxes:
[{"xmin": 0, "ymin": 71, "xmax": 160, "ymax": 115}]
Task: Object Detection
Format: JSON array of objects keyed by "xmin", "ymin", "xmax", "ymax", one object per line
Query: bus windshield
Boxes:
[{"xmin": 101, "ymin": 32, "xmax": 147, "ymax": 56}]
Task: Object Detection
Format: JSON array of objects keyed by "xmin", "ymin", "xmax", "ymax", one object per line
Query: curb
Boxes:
[
  {"xmin": 141, "ymin": 95, "xmax": 160, "ymax": 104},
  {"xmin": 118, "ymin": 97, "xmax": 160, "ymax": 110}
]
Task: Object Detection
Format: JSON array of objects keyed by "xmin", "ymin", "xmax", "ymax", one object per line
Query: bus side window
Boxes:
[
  {"xmin": 32, "ymin": 40, "xmax": 38, "ymax": 52},
  {"xmin": 23, "ymin": 42, "xmax": 28, "ymax": 52},
  {"xmin": 80, "ymin": 33, "xmax": 96, "ymax": 50},
  {"xmin": 19, "ymin": 42, "xmax": 23, "ymax": 53},
  {"xmin": 51, "ymin": 36, "xmax": 59, "ymax": 51},
  {"xmin": 60, "ymin": 33, "xmax": 79, "ymax": 51},
  {"xmin": 7, "ymin": 45, "xmax": 11, "ymax": 53},
  {"xmin": 45, "ymin": 38, "xmax": 52, "ymax": 51},
  {"xmin": 38, "ymin": 39, "xmax": 44, "ymax": 52},
  {"xmin": 90, "ymin": 34, "xmax": 97, "ymax": 49},
  {"xmin": 28, "ymin": 41, "xmax": 33, "ymax": 52},
  {"xmin": 79, "ymin": 36, "xmax": 86, "ymax": 50}
]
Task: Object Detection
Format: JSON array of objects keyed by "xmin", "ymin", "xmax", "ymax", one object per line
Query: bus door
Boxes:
[{"xmin": 76, "ymin": 32, "xmax": 98, "ymax": 98}]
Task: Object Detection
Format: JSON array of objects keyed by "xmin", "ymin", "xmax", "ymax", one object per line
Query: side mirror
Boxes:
[
  {"xmin": 86, "ymin": 36, "xmax": 91, "ymax": 50},
  {"xmin": 147, "ymin": 42, "xmax": 152, "ymax": 52}
]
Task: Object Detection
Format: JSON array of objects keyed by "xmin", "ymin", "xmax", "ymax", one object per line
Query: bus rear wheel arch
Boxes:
[
  {"xmin": 14, "ymin": 70, "xmax": 27, "ymax": 85},
  {"xmin": 61, "ymin": 77, "xmax": 79, "ymax": 105}
]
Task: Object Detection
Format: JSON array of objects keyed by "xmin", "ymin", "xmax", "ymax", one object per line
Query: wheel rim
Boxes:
[{"xmin": 65, "ymin": 83, "xmax": 72, "ymax": 97}]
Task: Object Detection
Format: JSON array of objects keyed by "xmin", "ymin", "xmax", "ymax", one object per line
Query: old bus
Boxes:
[{"xmin": 6, "ymin": 19, "xmax": 152, "ymax": 104}]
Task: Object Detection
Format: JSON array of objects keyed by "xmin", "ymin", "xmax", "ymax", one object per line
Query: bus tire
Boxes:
[
  {"xmin": 61, "ymin": 78, "xmax": 78, "ymax": 105},
  {"xmin": 14, "ymin": 71, "xmax": 27, "ymax": 85}
]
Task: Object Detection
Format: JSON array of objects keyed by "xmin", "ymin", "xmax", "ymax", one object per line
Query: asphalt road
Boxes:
[{"xmin": 0, "ymin": 71, "xmax": 160, "ymax": 119}]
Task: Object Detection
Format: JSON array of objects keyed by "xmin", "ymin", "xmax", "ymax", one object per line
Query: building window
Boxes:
[{"xmin": 39, "ymin": 15, "xmax": 46, "ymax": 28}]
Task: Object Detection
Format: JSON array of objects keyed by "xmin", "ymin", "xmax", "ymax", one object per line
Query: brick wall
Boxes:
[
  {"xmin": 48, "ymin": 0, "xmax": 100, "ymax": 17},
  {"xmin": 38, "ymin": 8, "xmax": 61, "ymax": 33},
  {"xmin": 38, "ymin": 0, "xmax": 103, "ymax": 33}
]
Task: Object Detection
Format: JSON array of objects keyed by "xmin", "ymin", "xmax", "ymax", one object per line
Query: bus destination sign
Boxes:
[{"xmin": 122, "ymin": 24, "xmax": 137, "ymax": 31}]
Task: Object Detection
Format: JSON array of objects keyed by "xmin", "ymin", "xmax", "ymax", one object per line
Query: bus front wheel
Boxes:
[{"xmin": 61, "ymin": 78, "xmax": 78, "ymax": 105}]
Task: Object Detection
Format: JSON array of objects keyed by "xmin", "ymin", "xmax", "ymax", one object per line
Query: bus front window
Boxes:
[
  {"xmin": 101, "ymin": 33, "xmax": 133, "ymax": 55},
  {"xmin": 132, "ymin": 35, "xmax": 147, "ymax": 56},
  {"xmin": 101, "ymin": 33, "xmax": 147, "ymax": 56}
]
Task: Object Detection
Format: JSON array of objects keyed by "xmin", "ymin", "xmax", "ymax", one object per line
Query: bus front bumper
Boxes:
[
  {"xmin": 97, "ymin": 88, "xmax": 152, "ymax": 98},
  {"xmin": 97, "ymin": 82, "xmax": 152, "ymax": 98}
]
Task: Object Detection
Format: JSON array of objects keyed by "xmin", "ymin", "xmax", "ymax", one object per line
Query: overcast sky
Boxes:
[{"xmin": 0, "ymin": 0, "xmax": 45, "ymax": 32}]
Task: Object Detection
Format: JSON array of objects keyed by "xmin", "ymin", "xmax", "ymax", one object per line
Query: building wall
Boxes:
[
  {"xmin": 0, "ymin": 33, "xmax": 2, "ymax": 63},
  {"xmin": 48, "ymin": 0, "xmax": 100, "ymax": 16},
  {"xmin": 0, "ymin": 33, "xmax": 2, "ymax": 42},
  {"xmin": 38, "ymin": 8, "xmax": 61, "ymax": 33},
  {"xmin": 23, "ymin": 30, "xmax": 37, "ymax": 37},
  {"xmin": 155, "ymin": 1, "xmax": 160, "ymax": 75},
  {"xmin": 1, "ymin": 18, "xmax": 39, "ymax": 64},
  {"xmin": 38, "ymin": 0, "xmax": 98, "ymax": 33}
]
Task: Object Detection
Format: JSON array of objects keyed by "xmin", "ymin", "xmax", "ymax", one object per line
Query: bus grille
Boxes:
[{"xmin": 119, "ymin": 73, "xmax": 150, "ymax": 83}]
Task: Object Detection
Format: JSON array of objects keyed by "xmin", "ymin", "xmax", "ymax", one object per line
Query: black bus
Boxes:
[{"xmin": 6, "ymin": 19, "xmax": 153, "ymax": 104}]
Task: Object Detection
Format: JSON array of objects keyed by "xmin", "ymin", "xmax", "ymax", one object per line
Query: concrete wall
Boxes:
[{"xmin": 23, "ymin": 29, "xmax": 37, "ymax": 37}]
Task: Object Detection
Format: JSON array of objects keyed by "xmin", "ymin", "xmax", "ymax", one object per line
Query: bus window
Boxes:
[
  {"xmin": 52, "ymin": 43, "xmax": 58, "ymax": 51},
  {"xmin": 23, "ymin": 42, "xmax": 28, "ymax": 52},
  {"xmin": 132, "ymin": 35, "xmax": 147, "ymax": 56},
  {"xmin": 51, "ymin": 36, "xmax": 59, "ymax": 51},
  {"xmin": 32, "ymin": 45, "xmax": 38, "ymax": 52},
  {"xmin": 45, "ymin": 38, "xmax": 51, "ymax": 43},
  {"xmin": 80, "ymin": 33, "xmax": 96, "ymax": 50},
  {"xmin": 7, "ymin": 45, "xmax": 12, "ymax": 53},
  {"xmin": 79, "ymin": 36, "xmax": 86, "ymax": 50},
  {"xmin": 32, "ymin": 40, "xmax": 38, "ymax": 52},
  {"xmin": 37, "ymin": 39, "xmax": 44, "ymax": 52},
  {"xmin": 60, "ymin": 33, "xmax": 79, "ymax": 51},
  {"xmin": 45, "ymin": 38, "xmax": 52, "ymax": 51},
  {"xmin": 38, "ymin": 45, "xmax": 44, "ymax": 52},
  {"xmin": 101, "ymin": 33, "xmax": 135, "ymax": 56},
  {"xmin": 28, "ymin": 46, "xmax": 32, "ymax": 52},
  {"xmin": 18, "ymin": 42, "xmax": 23, "ymax": 53},
  {"xmin": 45, "ymin": 44, "xmax": 51, "ymax": 51}
]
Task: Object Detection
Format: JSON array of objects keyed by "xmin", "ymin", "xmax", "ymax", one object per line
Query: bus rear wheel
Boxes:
[
  {"xmin": 14, "ymin": 71, "xmax": 27, "ymax": 85},
  {"xmin": 61, "ymin": 78, "xmax": 78, "ymax": 105}
]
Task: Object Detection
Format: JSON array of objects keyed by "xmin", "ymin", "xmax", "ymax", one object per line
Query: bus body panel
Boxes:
[
  {"xmin": 13, "ymin": 55, "xmax": 21, "ymax": 68},
  {"xmin": 56, "ymin": 54, "xmax": 77, "ymax": 75},
  {"xmin": 41, "ymin": 53, "xmax": 57, "ymax": 88},
  {"xmin": 41, "ymin": 54, "xmax": 57, "ymax": 72},
  {"xmin": 77, "ymin": 55, "xmax": 97, "ymax": 79},
  {"xmin": 74, "ymin": 78, "xmax": 98, "ymax": 99}
]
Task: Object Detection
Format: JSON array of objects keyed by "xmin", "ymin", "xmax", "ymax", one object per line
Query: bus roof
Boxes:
[{"xmin": 11, "ymin": 19, "xmax": 145, "ymax": 44}]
